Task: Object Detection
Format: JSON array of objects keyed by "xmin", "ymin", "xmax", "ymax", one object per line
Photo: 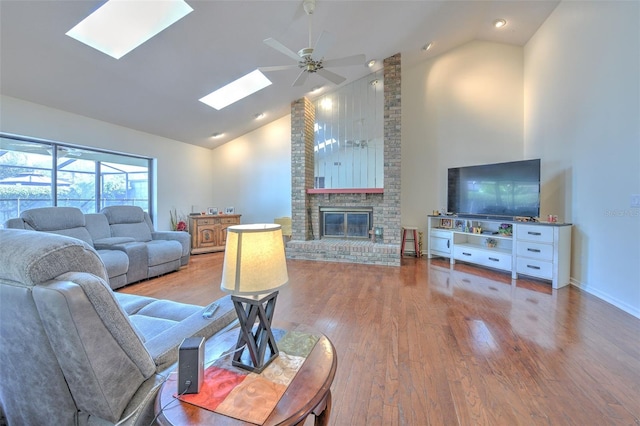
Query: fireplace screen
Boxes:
[{"xmin": 321, "ymin": 208, "xmax": 372, "ymax": 239}]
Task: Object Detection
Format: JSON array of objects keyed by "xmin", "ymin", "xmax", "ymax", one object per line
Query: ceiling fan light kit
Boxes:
[{"xmin": 260, "ymin": 0, "xmax": 366, "ymax": 87}]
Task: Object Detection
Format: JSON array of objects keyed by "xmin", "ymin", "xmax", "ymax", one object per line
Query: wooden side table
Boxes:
[{"xmin": 155, "ymin": 325, "xmax": 337, "ymax": 426}]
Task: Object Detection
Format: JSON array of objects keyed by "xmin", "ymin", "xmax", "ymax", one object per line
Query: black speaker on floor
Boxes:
[{"xmin": 177, "ymin": 336, "xmax": 205, "ymax": 394}]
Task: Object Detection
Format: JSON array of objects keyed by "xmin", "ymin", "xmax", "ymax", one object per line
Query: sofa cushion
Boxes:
[
  {"xmin": 21, "ymin": 207, "xmax": 94, "ymax": 245},
  {"xmin": 137, "ymin": 299, "xmax": 201, "ymax": 321},
  {"xmin": 21, "ymin": 206, "xmax": 85, "ymax": 231},
  {"xmin": 110, "ymin": 223, "xmax": 153, "ymax": 243},
  {"xmin": 114, "ymin": 292, "xmax": 157, "ymax": 315},
  {"xmin": 84, "ymin": 212, "xmax": 112, "ymax": 240},
  {"xmin": 102, "ymin": 206, "xmax": 154, "ymax": 242},
  {"xmin": 146, "ymin": 240, "xmax": 183, "ymax": 267},
  {"xmin": 96, "ymin": 249, "xmax": 129, "ymax": 278},
  {"xmin": 102, "ymin": 205, "xmax": 146, "ymax": 224}
]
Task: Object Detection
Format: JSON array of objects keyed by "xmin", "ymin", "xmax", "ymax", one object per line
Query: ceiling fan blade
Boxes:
[
  {"xmin": 292, "ymin": 69, "xmax": 309, "ymax": 87},
  {"xmin": 317, "ymin": 68, "xmax": 346, "ymax": 85},
  {"xmin": 264, "ymin": 37, "xmax": 301, "ymax": 62},
  {"xmin": 259, "ymin": 64, "xmax": 300, "ymax": 72},
  {"xmin": 312, "ymin": 30, "xmax": 335, "ymax": 60},
  {"xmin": 323, "ymin": 54, "xmax": 366, "ymax": 68}
]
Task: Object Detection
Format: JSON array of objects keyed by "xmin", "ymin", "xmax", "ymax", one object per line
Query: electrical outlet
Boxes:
[{"xmin": 631, "ymin": 194, "xmax": 640, "ymax": 208}]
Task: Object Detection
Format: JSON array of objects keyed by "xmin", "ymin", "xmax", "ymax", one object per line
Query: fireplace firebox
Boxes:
[{"xmin": 320, "ymin": 207, "xmax": 373, "ymax": 239}]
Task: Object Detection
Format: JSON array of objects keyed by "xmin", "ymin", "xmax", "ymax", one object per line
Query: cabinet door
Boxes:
[
  {"xmin": 430, "ymin": 236, "xmax": 451, "ymax": 254},
  {"xmin": 197, "ymin": 226, "xmax": 218, "ymax": 248},
  {"xmin": 217, "ymin": 225, "xmax": 228, "ymax": 248}
]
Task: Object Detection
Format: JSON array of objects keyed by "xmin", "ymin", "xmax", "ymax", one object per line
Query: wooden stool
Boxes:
[{"xmin": 401, "ymin": 226, "xmax": 420, "ymax": 257}]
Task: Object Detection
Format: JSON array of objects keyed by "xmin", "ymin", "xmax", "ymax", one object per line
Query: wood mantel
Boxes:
[{"xmin": 306, "ymin": 188, "xmax": 384, "ymax": 194}]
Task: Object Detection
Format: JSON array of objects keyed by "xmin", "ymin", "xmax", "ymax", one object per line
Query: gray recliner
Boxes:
[
  {"xmin": 0, "ymin": 229, "xmax": 236, "ymax": 425},
  {"xmin": 4, "ymin": 206, "xmax": 130, "ymax": 288},
  {"xmin": 101, "ymin": 206, "xmax": 190, "ymax": 275}
]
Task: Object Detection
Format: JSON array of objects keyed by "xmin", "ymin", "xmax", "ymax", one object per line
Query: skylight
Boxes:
[
  {"xmin": 199, "ymin": 70, "xmax": 272, "ymax": 110},
  {"xmin": 66, "ymin": 0, "xmax": 193, "ymax": 59}
]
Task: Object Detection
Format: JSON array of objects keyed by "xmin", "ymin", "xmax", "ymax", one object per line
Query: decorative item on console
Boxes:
[
  {"xmin": 498, "ymin": 223, "xmax": 513, "ymax": 236},
  {"xmin": 170, "ymin": 209, "xmax": 188, "ymax": 231},
  {"xmin": 485, "ymin": 237, "xmax": 498, "ymax": 248}
]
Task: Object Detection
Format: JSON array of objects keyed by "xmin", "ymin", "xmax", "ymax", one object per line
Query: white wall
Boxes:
[
  {"xmin": 525, "ymin": 1, "xmax": 640, "ymax": 316},
  {"xmin": 0, "ymin": 95, "xmax": 216, "ymax": 230},
  {"xmin": 402, "ymin": 40, "xmax": 525, "ymax": 233},
  {"xmin": 209, "ymin": 115, "xmax": 291, "ymax": 224}
]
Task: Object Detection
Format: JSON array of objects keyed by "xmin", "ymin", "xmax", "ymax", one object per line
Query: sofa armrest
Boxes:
[
  {"xmin": 152, "ymin": 231, "xmax": 191, "ymax": 266},
  {"xmin": 143, "ymin": 296, "xmax": 237, "ymax": 369},
  {"xmin": 107, "ymin": 242, "xmax": 149, "ymax": 283}
]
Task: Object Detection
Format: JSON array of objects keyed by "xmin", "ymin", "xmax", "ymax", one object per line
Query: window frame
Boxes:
[{"xmin": 0, "ymin": 133, "xmax": 154, "ymax": 223}]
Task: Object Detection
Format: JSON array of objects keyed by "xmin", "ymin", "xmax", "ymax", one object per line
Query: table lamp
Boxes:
[{"xmin": 220, "ymin": 223, "xmax": 289, "ymax": 373}]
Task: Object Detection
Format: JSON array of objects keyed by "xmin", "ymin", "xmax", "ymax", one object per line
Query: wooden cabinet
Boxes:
[{"xmin": 189, "ymin": 214, "xmax": 241, "ymax": 254}]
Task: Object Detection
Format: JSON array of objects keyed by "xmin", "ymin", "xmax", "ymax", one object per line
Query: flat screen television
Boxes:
[{"xmin": 447, "ymin": 159, "xmax": 541, "ymax": 219}]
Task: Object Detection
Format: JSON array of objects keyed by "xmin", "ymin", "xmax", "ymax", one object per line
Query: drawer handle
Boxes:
[
  {"xmin": 447, "ymin": 240, "xmax": 450, "ymax": 249},
  {"xmin": 488, "ymin": 257, "xmax": 499, "ymax": 262},
  {"xmin": 527, "ymin": 231, "xmax": 542, "ymax": 236},
  {"xmin": 462, "ymin": 252, "xmax": 472, "ymax": 256},
  {"xmin": 527, "ymin": 248, "xmax": 541, "ymax": 253},
  {"xmin": 527, "ymin": 264, "xmax": 541, "ymax": 270}
]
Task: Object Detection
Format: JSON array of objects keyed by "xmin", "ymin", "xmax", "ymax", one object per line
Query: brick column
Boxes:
[
  {"xmin": 290, "ymin": 97, "xmax": 315, "ymax": 241},
  {"xmin": 382, "ymin": 53, "xmax": 402, "ymax": 244}
]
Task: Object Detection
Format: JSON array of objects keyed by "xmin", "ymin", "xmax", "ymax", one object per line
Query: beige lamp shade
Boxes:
[{"xmin": 220, "ymin": 224, "xmax": 289, "ymax": 296}]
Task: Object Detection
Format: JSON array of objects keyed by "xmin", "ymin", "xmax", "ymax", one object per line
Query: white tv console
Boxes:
[{"xmin": 427, "ymin": 215, "xmax": 572, "ymax": 289}]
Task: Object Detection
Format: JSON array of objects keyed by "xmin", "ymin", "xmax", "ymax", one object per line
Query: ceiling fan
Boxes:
[{"xmin": 259, "ymin": 0, "xmax": 366, "ymax": 87}]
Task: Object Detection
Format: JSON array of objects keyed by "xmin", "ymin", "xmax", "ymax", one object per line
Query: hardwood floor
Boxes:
[{"xmin": 120, "ymin": 253, "xmax": 640, "ymax": 425}]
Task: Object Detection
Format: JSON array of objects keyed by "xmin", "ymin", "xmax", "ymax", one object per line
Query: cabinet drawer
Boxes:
[
  {"xmin": 430, "ymin": 236, "xmax": 451, "ymax": 255},
  {"xmin": 431, "ymin": 229, "xmax": 452, "ymax": 239},
  {"xmin": 221, "ymin": 217, "xmax": 238, "ymax": 225},
  {"xmin": 454, "ymin": 246, "xmax": 512, "ymax": 272},
  {"xmin": 516, "ymin": 241, "xmax": 553, "ymax": 261},
  {"xmin": 196, "ymin": 218, "xmax": 215, "ymax": 225},
  {"xmin": 517, "ymin": 225, "xmax": 554, "ymax": 243},
  {"xmin": 516, "ymin": 258, "xmax": 553, "ymax": 280}
]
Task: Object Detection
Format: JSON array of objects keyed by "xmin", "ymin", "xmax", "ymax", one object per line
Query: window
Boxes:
[{"xmin": 0, "ymin": 134, "xmax": 152, "ymax": 225}]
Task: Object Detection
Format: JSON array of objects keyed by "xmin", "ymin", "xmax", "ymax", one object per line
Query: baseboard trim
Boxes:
[{"xmin": 571, "ymin": 277, "xmax": 640, "ymax": 319}]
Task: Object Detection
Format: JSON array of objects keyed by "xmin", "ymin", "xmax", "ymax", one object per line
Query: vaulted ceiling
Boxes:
[{"xmin": 0, "ymin": 1, "xmax": 559, "ymax": 149}]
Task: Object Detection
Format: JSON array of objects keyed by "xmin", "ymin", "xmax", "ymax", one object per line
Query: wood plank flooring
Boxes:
[{"xmin": 119, "ymin": 253, "xmax": 640, "ymax": 425}]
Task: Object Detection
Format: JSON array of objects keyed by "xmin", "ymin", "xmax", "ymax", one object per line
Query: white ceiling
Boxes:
[{"xmin": 0, "ymin": 0, "xmax": 559, "ymax": 149}]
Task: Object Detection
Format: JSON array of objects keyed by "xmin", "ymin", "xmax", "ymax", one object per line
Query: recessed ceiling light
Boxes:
[
  {"xmin": 367, "ymin": 60, "xmax": 376, "ymax": 68},
  {"xmin": 494, "ymin": 19, "xmax": 507, "ymax": 28},
  {"xmin": 211, "ymin": 132, "xmax": 224, "ymax": 138},
  {"xmin": 66, "ymin": 0, "xmax": 193, "ymax": 59},
  {"xmin": 254, "ymin": 112, "xmax": 265, "ymax": 120},
  {"xmin": 422, "ymin": 42, "xmax": 433, "ymax": 51},
  {"xmin": 199, "ymin": 69, "xmax": 272, "ymax": 111}
]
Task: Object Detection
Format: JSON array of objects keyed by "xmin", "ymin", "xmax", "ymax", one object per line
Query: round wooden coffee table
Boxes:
[{"xmin": 155, "ymin": 324, "xmax": 337, "ymax": 426}]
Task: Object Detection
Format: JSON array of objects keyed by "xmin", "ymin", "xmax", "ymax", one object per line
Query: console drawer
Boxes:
[
  {"xmin": 516, "ymin": 257, "xmax": 553, "ymax": 280},
  {"xmin": 516, "ymin": 241, "xmax": 553, "ymax": 261},
  {"xmin": 454, "ymin": 246, "xmax": 512, "ymax": 272},
  {"xmin": 517, "ymin": 225, "xmax": 554, "ymax": 243}
]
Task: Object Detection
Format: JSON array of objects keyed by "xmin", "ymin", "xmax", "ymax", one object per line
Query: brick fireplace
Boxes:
[{"xmin": 286, "ymin": 54, "xmax": 402, "ymax": 266}]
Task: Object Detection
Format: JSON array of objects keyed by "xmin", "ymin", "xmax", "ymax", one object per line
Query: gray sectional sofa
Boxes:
[
  {"xmin": 0, "ymin": 228, "xmax": 237, "ymax": 425},
  {"xmin": 4, "ymin": 206, "xmax": 190, "ymax": 289}
]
